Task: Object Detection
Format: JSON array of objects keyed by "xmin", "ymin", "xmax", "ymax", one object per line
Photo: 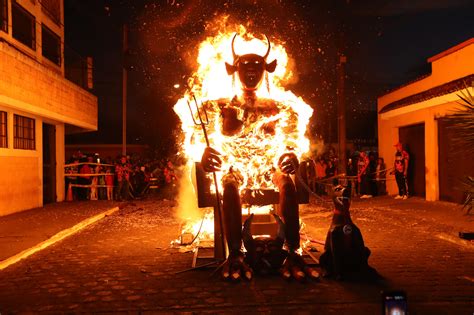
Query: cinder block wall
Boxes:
[{"xmin": 0, "ymin": 42, "xmax": 97, "ymax": 130}]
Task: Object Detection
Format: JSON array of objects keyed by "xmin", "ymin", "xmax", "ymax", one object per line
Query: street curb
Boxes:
[
  {"xmin": 0, "ymin": 206, "xmax": 120, "ymax": 271},
  {"xmin": 436, "ymin": 233, "xmax": 474, "ymax": 250}
]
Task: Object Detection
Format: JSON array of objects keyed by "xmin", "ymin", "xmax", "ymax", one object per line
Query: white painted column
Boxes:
[
  {"xmin": 37, "ymin": 118, "xmax": 43, "ymax": 206},
  {"xmin": 55, "ymin": 123, "xmax": 65, "ymax": 202},
  {"xmin": 424, "ymin": 117, "xmax": 439, "ymax": 201}
]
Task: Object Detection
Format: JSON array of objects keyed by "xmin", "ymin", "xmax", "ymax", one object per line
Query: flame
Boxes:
[{"xmin": 173, "ymin": 23, "xmax": 313, "ymax": 243}]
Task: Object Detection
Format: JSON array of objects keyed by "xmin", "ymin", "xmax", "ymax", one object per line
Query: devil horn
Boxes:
[
  {"xmin": 263, "ymin": 34, "xmax": 271, "ymax": 60},
  {"xmin": 271, "ymin": 212, "xmax": 285, "ymax": 241},
  {"xmin": 242, "ymin": 213, "xmax": 255, "ymax": 245},
  {"xmin": 231, "ymin": 33, "xmax": 238, "ymax": 61}
]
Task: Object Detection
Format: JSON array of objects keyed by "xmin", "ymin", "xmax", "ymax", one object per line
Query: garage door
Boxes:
[{"xmin": 438, "ymin": 118, "xmax": 474, "ymax": 204}]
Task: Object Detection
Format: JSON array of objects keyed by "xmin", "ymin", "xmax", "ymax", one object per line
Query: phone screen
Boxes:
[{"xmin": 382, "ymin": 291, "xmax": 407, "ymax": 315}]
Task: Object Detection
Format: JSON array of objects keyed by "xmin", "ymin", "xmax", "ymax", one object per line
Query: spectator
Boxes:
[
  {"xmin": 375, "ymin": 157, "xmax": 387, "ymax": 196},
  {"xmin": 115, "ymin": 155, "xmax": 132, "ymax": 201},
  {"xmin": 97, "ymin": 165, "xmax": 107, "ymax": 200},
  {"xmin": 78, "ymin": 158, "xmax": 92, "ymax": 200},
  {"xmin": 358, "ymin": 151, "xmax": 372, "ymax": 198},
  {"xmin": 392, "ymin": 142, "xmax": 409, "ymax": 199},
  {"xmin": 315, "ymin": 157, "xmax": 327, "ymax": 195},
  {"xmin": 368, "ymin": 152, "xmax": 377, "ymax": 197},
  {"xmin": 90, "ymin": 168, "xmax": 98, "ymax": 200},
  {"xmin": 325, "ymin": 158, "xmax": 337, "ymax": 185},
  {"xmin": 105, "ymin": 167, "xmax": 114, "ymax": 200},
  {"xmin": 306, "ymin": 158, "xmax": 317, "ymax": 192}
]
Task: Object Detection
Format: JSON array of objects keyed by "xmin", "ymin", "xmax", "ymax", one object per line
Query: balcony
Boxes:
[{"xmin": 0, "ymin": 40, "xmax": 97, "ymax": 131}]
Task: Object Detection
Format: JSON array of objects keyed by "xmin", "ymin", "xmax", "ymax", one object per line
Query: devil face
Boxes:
[
  {"xmin": 245, "ymin": 236, "xmax": 286, "ymax": 274},
  {"xmin": 242, "ymin": 212, "xmax": 287, "ymax": 274},
  {"xmin": 225, "ymin": 34, "xmax": 277, "ymax": 93},
  {"xmin": 236, "ymin": 54, "xmax": 266, "ymax": 90}
]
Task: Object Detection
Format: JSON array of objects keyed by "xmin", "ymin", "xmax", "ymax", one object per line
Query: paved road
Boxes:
[{"xmin": 0, "ymin": 197, "xmax": 472, "ymax": 314}]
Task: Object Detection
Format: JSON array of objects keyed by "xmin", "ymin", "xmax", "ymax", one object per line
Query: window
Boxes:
[
  {"xmin": 42, "ymin": 24, "xmax": 61, "ymax": 65},
  {"xmin": 0, "ymin": 111, "xmax": 7, "ymax": 148},
  {"xmin": 40, "ymin": 0, "xmax": 60, "ymax": 25},
  {"xmin": 14, "ymin": 114, "xmax": 35, "ymax": 150},
  {"xmin": 0, "ymin": 0, "xmax": 7, "ymax": 33},
  {"xmin": 12, "ymin": 1, "xmax": 36, "ymax": 50}
]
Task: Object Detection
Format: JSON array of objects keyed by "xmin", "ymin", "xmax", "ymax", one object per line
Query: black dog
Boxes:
[{"xmin": 319, "ymin": 186, "xmax": 374, "ymax": 280}]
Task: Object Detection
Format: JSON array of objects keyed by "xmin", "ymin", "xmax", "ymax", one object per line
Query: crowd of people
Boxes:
[
  {"xmin": 307, "ymin": 148, "xmax": 387, "ymax": 199},
  {"xmin": 65, "ymin": 142, "xmax": 410, "ymax": 203},
  {"xmin": 306, "ymin": 143, "xmax": 409, "ymax": 200},
  {"xmin": 65, "ymin": 151, "xmax": 178, "ymax": 202}
]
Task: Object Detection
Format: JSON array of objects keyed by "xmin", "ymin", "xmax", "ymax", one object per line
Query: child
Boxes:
[
  {"xmin": 105, "ymin": 167, "xmax": 114, "ymax": 201},
  {"xmin": 90, "ymin": 168, "xmax": 98, "ymax": 200}
]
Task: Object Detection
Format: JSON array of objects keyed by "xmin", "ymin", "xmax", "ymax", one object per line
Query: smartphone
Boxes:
[{"xmin": 382, "ymin": 290, "xmax": 408, "ymax": 315}]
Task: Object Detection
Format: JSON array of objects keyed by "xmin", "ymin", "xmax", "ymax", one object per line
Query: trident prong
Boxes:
[
  {"xmin": 187, "ymin": 94, "xmax": 210, "ymax": 146},
  {"xmin": 185, "ymin": 93, "xmax": 226, "ymax": 260}
]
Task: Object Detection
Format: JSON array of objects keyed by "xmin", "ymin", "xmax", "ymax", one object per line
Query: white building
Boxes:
[
  {"xmin": 378, "ymin": 38, "xmax": 473, "ymax": 202},
  {"xmin": 0, "ymin": 0, "xmax": 97, "ymax": 215}
]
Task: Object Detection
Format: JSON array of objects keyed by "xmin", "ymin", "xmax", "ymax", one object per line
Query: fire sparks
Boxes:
[{"xmin": 173, "ymin": 24, "xmax": 313, "ymax": 242}]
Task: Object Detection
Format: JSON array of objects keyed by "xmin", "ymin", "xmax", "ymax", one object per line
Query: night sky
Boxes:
[{"xmin": 64, "ymin": 0, "xmax": 474, "ymax": 154}]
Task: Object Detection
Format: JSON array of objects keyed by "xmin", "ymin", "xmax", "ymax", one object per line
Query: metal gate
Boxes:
[{"xmin": 438, "ymin": 118, "xmax": 474, "ymax": 203}]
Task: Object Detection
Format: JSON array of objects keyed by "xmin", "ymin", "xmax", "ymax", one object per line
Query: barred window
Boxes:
[
  {"xmin": 14, "ymin": 114, "xmax": 35, "ymax": 150},
  {"xmin": 0, "ymin": 0, "xmax": 7, "ymax": 33},
  {"xmin": 40, "ymin": 0, "xmax": 60, "ymax": 25},
  {"xmin": 42, "ymin": 24, "xmax": 61, "ymax": 65},
  {"xmin": 0, "ymin": 111, "xmax": 7, "ymax": 148},
  {"xmin": 12, "ymin": 1, "xmax": 36, "ymax": 50}
]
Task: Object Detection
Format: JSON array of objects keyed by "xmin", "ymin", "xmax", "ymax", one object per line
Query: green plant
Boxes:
[{"xmin": 448, "ymin": 88, "xmax": 474, "ymax": 213}]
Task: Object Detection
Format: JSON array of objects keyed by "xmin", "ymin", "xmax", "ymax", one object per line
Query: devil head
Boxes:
[
  {"xmin": 331, "ymin": 185, "xmax": 353, "ymax": 227},
  {"xmin": 225, "ymin": 34, "xmax": 278, "ymax": 93},
  {"xmin": 243, "ymin": 213, "xmax": 287, "ymax": 274},
  {"xmin": 333, "ymin": 185, "xmax": 351, "ymax": 213}
]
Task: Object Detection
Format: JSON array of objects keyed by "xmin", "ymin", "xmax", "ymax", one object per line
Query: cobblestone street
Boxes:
[{"xmin": 0, "ymin": 196, "xmax": 472, "ymax": 314}]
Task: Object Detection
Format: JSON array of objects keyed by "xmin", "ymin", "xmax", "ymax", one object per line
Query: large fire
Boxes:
[{"xmin": 173, "ymin": 25, "xmax": 313, "ymax": 244}]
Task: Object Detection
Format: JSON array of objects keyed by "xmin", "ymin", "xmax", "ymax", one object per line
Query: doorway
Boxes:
[
  {"xmin": 399, "ymin": 123, "xmax": 426, "ymax": 197},
  {"xmin": 43, "ymin": 123, "xmax": 56, "ymax": 204}
]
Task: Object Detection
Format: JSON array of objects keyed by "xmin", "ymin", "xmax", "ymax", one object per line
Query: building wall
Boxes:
[
  {"xmin": 0, "ymin": 0, "xmax": 65, "ymax": 74},
  {"xmin": 0, "ymin": 108, "xmax": 42, "ymax": 215},
  {"xmin": 378, "ymin": 39, "xmax": 473, "ymax": 201},
  {"xmin": 378, "ymin": 101, "xmax": 460, "ymax": 200},
  {"xmin": 378, "ymin": 40, "xmax": 474, "ymax": 109},
  {"xmin": 0, "ymin": 42, "xmax": 97, "ymax": 130},
  {"xmin": 0, "ymin": 0, "xmax": 98, "ymax": 214}
]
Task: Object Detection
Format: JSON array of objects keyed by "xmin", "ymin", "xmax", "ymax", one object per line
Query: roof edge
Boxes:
[{"xmin": 427, "ymin": 38, "xmax": 474, "ymax": 63}]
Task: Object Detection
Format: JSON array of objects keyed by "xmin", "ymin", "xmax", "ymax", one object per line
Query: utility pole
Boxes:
[
  {"xmin": 337, "ymin": 55, "xmax": 347, "ymax": 175},
  {"xmin": 336, "ymin": 0, "xmax": 348, "ymax": 175},
  {"xmin": 122, "ymin": 24, "xmax": 128, "ymax": 156}
]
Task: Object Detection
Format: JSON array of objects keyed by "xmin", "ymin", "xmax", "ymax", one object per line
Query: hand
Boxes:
[
  {"xmin": 201, "ymin": 147, "xmax": 222, "ymax": 172},
  {"xmin": 278, "ymin": 152, "xmax": 299, "ymax": 175}
]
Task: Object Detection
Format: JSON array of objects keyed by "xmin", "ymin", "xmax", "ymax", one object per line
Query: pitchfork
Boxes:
[{"xmin": 186, "ymin": 95, "xmax": 227, "ymax": 262}]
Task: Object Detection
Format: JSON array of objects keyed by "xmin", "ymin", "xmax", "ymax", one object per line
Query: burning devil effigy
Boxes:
[{"xmin": 173, "ymin": 25, "xmax": 318, "ymax": 281}]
